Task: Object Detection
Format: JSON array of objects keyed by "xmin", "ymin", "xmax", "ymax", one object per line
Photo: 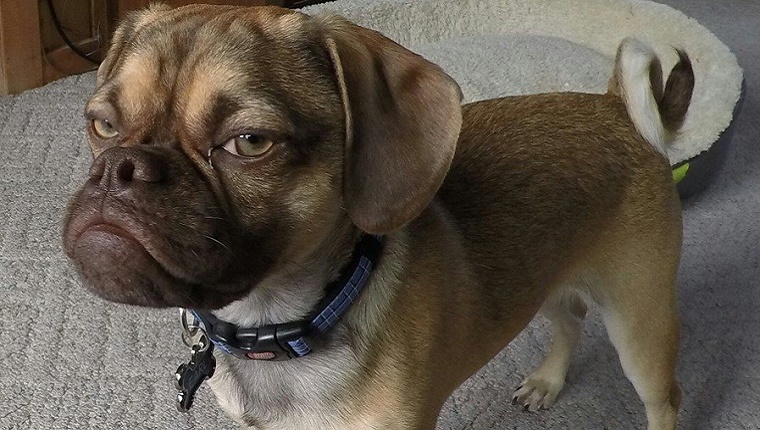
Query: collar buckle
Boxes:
[
  {"xmin": 237, "ymin": 320, "xmax": 312, "ymax": 361},
  {"xmin": 192, "ymin": 311, "xmax": 313, "ymax": 361}
]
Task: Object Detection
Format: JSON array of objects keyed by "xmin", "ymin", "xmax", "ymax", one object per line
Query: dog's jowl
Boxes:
[{"xmin": 63, "ymin": 4, "xmax": 693, "ymax": 430}]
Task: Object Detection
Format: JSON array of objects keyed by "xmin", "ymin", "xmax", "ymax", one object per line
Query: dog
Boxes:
[{"xmin": 62, "ymin": 4, "xmax": 694, "ymax": 430}]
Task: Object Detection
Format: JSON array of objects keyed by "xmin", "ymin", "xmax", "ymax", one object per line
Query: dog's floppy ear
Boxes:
[{"xmin": 317, "ymin": 15, "xmax": 463, "ymax": 234}]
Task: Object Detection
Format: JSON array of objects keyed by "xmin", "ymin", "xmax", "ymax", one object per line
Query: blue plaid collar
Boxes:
[{"xmin": 188, "ymin": 235, "xmax": 384, "ymax": 361}]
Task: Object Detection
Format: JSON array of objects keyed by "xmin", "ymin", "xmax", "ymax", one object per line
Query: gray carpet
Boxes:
[{"xmin": 0, "ymin": 0, "xmax": 757, "ymax": 429}]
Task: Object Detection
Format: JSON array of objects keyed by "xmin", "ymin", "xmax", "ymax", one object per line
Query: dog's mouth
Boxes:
[
  {"xmin": 72, "ymin": 218, "xmax": 195, "ymax": 283},
  {"xmin": 63, "ymin": 194, "xmax": 255, "ymax": 310},
  {"xmin": 68, "ymin": 218, "xmax": 174, "ymax": 305},
  {"xmin": 75, "ymin": 221, "xmax": 148, "ymax": 260}
]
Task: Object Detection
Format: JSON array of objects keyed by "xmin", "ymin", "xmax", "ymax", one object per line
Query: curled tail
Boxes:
[{"xmin": 608, "ymin": 37, "xmax": 695, "ymax": 156}]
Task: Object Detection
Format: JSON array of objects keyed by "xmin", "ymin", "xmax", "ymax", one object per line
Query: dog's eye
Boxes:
[
  {"xmin": 222, "ymin": 134, "xmax": 274, "ymax": 157},
  {"xmin": 92, "ymin": 119, "xmax": 119, "ymax": 139}
]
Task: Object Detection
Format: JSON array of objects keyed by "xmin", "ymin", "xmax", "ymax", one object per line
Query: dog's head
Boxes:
[{"xmin": 62, "ymin": 5, "xmax": 462, "ymax": 310}]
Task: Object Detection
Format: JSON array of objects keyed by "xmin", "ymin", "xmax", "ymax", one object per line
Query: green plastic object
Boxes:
[{"xmin": 672, "ymin": 163, "xmax": 690, "ymax": 183}]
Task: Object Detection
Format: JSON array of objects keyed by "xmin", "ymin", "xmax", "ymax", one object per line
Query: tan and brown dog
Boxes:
[{"xmin": 62, "ymin": 4, "xmax": 694, "ymax": 430}]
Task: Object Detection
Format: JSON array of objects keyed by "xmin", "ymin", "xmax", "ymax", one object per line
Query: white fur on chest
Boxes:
[{"xmin": 208, "ymin": 340, "xmax": 359, "ymax": 429}]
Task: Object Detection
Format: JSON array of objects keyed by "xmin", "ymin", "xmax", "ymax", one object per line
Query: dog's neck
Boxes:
[
  {"xmin": 212, "ymin": 224, "xmax": 362, "ymax": 328},
  {"xmin": 204, "ymin": 227, "xmax": 409, "ymax": 427}
]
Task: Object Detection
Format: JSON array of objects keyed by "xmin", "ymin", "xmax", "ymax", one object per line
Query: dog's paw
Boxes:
[{"xmin": 511, "ymin": 374, "xmax": 564, "ymax": 412}]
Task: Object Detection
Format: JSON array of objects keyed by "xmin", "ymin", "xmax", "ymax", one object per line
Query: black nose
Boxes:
[{"xmin": 90, "ymin": 147, "xmax": 168, "ymax": 190}]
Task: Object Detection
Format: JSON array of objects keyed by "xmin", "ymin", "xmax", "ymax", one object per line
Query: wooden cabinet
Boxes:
[
  {"xmin": 1, "ymin": 0, "xmax": 108, "ymax": 94},
  {"xmin": 0, "ymin": 1, "xmax": 44, "ymax": 94}
]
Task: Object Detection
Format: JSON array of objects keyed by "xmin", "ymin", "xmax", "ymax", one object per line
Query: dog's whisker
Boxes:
[
  {"xmin": 203, "ymin": 215, "xmax": 228, "ymax": 221},
  {"xmin": 203, "ymin": 234, "xmax": 230, "ymax": 251},
  {"xmin": 173, "ymin": 220, "xmax": 231, "ymax": 252}
]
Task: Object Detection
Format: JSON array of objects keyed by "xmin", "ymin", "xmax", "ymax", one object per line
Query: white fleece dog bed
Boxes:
[{"xmin": 305, "ymin": 0, "xmax": 744, "ymax": 196}]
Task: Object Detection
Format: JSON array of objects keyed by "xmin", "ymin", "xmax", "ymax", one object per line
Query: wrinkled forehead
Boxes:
[{"xmin": 88, "ymin": 6, "xmax": 335, "ymax": 137}]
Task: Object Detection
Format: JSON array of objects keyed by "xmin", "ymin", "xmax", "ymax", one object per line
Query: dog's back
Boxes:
[
  {"xmin": 438, "ymin": 92, "xmax": 663, "ymax": 297},
  {"xmin": 437, "ymin": 40, "xmax": 694, "ymax": 307}
]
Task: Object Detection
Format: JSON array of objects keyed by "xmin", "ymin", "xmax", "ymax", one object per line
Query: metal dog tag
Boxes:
[{"xmin": 175, "ymin": 342, "xmax": 216, "ymax": 412}]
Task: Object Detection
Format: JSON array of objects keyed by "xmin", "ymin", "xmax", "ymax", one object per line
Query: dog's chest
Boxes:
[{"xmin": 207, "ymin": 348, "xmax": 362, "ymax": 430}]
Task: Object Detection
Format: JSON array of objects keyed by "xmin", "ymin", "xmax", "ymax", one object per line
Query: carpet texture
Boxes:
[{"xmin": 0, "ymin": 0, "xmax": 757, "ymax": 429}]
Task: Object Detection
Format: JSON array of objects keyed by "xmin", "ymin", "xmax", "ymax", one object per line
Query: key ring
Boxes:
[{"xmin": 179, "ymin": 308, "xmax": 210, "ymax": 352}]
